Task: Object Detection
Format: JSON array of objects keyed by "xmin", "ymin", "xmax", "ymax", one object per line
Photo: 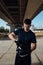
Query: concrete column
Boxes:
[{"xmin": 7, "ymin": 24, "xmax": 15, "ymax": 32}]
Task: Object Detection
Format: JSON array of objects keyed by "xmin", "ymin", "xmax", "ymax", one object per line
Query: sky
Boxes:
[
  {"xmin": 0, "ymin": 18, "xmax": 10, "ymax": 30},
  {"xmin": 0, "ymin": 11, "xmax": 43, "ymax": 29},
  {"xmin": 32, "ymin": 10, "xmax": 43, "ymax": 29}
]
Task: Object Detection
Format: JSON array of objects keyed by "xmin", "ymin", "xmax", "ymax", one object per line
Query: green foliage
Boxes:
[{"xmin": 0, "ymin": 26, "xmax": 9, "ymax": 33}]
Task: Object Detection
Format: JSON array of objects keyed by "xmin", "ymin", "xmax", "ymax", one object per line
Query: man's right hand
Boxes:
[{"xmin": 8, "ymin": 32, "xmax": 17, "ymax": 42}]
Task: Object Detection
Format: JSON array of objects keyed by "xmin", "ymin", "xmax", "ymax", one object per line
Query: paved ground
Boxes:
[{"xmin": 0, "ymin": 37, "xmax": 43, "ymax": 65}]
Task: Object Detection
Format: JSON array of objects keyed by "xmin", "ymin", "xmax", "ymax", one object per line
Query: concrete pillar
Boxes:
[{"xmin": 7, "ymin": 24, "xmax": 15, "ymax": 32}]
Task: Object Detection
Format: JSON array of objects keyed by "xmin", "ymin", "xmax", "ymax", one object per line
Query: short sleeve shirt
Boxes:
[
  {"xmin": 13, "ymin": 28, "xmax": 36, "ymax": 43},
  {"xmin": 13, "ymin": 28, "xmax": 36, "ymax": 55}
]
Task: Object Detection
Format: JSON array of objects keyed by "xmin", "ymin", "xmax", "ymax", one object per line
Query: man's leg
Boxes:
[
  {"xmin": 22, "ymin": 55, "xmax": 31, "ymax": 65},
  {"xmin": 14, "ymin": 53, "xmax": 22, "ymax": 65}
]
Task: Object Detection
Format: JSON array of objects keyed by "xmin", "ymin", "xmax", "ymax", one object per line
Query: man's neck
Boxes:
[{"xmin": 24, "ymin": 29, "xmax": 30, "ymax": 32}]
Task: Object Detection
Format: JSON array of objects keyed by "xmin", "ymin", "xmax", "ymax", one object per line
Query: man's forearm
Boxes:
[
  {"xmin": 31, "ymin": 46, "xmax": 36, "ymax": 52},
  {"xmin": 31, "ymin": 43, "xmax": 36, "ymax": 52},
  {"xmin": 8, "ymin": 33, "xmax": 16, "ymax": 42}
]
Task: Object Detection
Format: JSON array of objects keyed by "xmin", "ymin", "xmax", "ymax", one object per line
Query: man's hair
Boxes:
[{"xmin": 23, "ymin": 19, "xmax": 31, "ymax": 25}]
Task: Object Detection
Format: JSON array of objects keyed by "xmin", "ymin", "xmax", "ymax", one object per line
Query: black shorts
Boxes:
[{"xmin": 14, "ymin": 53, "xmax": 31, "ymax": 65}]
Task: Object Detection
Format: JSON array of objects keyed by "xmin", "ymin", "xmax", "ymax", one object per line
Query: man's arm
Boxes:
[
  {"xmin": 8, "ymin": 32, "xmax": 17, "ymax": 42},
  {"xmin": 31, "ymin": 43, "xmax": 37, "ymax": 52}
]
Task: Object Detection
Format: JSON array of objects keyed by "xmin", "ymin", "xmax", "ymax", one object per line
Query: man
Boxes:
[{"xmin": 8, "ymin": 19, "xmax": 37, "ymax": 65}]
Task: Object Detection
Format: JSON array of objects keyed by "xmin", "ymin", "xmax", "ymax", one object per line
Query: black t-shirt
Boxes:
[{"xmin": 13, "ymin": 28, "xmax": 36, "ymax": 56}]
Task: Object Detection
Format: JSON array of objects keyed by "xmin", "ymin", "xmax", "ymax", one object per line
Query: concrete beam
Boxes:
[
  {"xmin": 0, "ymin": 0, "xmax": 15, "ymax": 24},
  {"xmin": 7, "ymin": 6, "xmax": 19, "ymax": 8},
  {"xmin": 0, "ymin": 11, "xmax": 12, "ymax": 24},
  {"xmin": 24, "ymin": 0, "xmax": 43, "ymax": 20},
  {"xmin": 31, "ymin": 4, "xmax": 43, "ymax": 20}
]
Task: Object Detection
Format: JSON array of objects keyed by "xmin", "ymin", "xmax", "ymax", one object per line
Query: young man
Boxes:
[{"xmin": 8, "ymin": 19, "xmax": 37, "ymax": 65}]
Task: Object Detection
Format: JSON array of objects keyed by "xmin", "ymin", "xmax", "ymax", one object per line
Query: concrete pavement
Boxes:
[{"xmin": 0, "ymin": 37, "xmax": 43, "ymax": 65}]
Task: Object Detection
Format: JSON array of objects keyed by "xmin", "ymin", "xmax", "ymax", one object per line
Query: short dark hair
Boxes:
[{"xmin": 23, "ymin": 19, "xmax": 31, "ymax": 25}]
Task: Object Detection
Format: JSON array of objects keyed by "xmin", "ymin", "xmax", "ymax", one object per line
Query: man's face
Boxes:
[{"xmin": 23, "ymin": 23, "xmax": 31, "ymax": 31}]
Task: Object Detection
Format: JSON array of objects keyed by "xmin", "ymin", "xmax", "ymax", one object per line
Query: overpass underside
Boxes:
[{"xmin": 0, "ymin": 0, "xmax": 43, "ymax": 31}]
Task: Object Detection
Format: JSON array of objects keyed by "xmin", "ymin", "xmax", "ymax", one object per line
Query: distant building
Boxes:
[
  {"xmin": 34, "ymin": 29, "xmax": 43, "ymax": 31},
  {"xmin": 30, "ymin": 25, "xmax": 36, "ymax": 31}
]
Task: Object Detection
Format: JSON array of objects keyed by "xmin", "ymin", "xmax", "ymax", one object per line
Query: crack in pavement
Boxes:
[
  {"xmin": 34, "ymin": 53, "xmax": 43, "ymax": 65},
  {"xmin": 0, "ymin": 42, "xmax": 14, "ymax": 59}
]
